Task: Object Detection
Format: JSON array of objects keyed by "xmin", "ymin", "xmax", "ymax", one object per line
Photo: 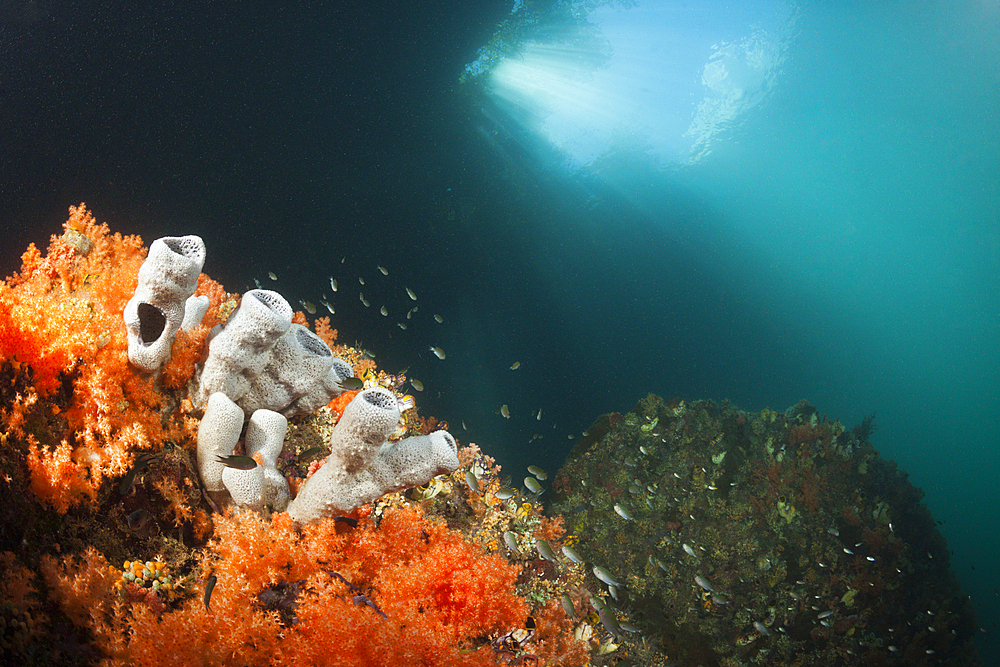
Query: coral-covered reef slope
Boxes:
[
  {"xmin": 551, "ymin": 394, "xmax": 980, "ymax": 666},
  {"xmin": 0, "ymin": 206, "xmax": 590, "ymax": 667}
]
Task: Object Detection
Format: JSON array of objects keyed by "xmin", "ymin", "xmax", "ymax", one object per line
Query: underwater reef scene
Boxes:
[{"xmin": 0, "ymin": 206, "xmax": 978, "ymax": 666}]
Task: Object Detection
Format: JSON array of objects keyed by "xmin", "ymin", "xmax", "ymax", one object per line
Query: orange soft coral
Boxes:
[
  {"xmin": 313, "ymin": 316, "xmax": 338, "ymax": 349},
  {"xmin": 80, "ymin": 505, "xmax": 532, "ymax": 666},
  {"xmin": 327, "ymin": 389, "xmax": 360, "ymax": 420},
  {"xmin": 0, "ymin": 205, "xmax": 227, "ymax": 513},
  {"xmin": 39, "ymin": 546, "xmax": 116, "ymax": 633}
]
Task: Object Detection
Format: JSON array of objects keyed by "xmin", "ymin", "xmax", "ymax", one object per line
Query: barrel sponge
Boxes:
[
  {"xmin": 196, "ymin": 392, "xmax": 244, "ymax": 508},
  {"xmin": 245, "ymin": 409, "xmax": 290, "ymax": 511},
  {"xmin": 222, "ymin": 464, "xmax": 265, "ymax": 513},
  {"xmin": 123, "ymin": 235, "xmax": 206, "ymax": 372},
  {"xmin": 237, "ymin": 324, "xmax": 334, "ymax": 414},
  {"xmin": 286, "ymin": 357, "xmax": 356, "ymax": 416},
  {"xmin": 194, "ymin": 289, "xmax": 292, "ymax": 408}
]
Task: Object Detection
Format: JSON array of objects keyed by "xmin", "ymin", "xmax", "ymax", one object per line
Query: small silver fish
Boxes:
[
  {"xmin": 500, "ymin": 404, "xmax": 510, "ymax": 419},
  {"xmin": 268, "ymin": 271, "xmax": 277, "ymax": 281},
  {"xmin": 598, "ymin": 607, "xmax": 624, "ymax": 640},
  {"xmin": 321, "ymin": 299, "xmax": 334, "ymax": 314},
  {"xmin": 216, "ymin": 455, "xmax": 258, "ymax": 470},
  {"xmin": 527, "ymin": 465, "xmax": 547, "ymax": 480},
  {"xmin": 510, "ymin": 361, "xmax": 520, "ymax": 370},
  {"xmin": 640, "ymin": 445, "xmax": 650, "ymax": 455},
  {"xmin": 694, "ymin": 575, "xmax": 716, "ymax": 592},
  {"xmin": 494, "ymin": 488, "xmax": 515, "ymax": 500},
  {"xmin": 429, "ymin": 346, "xmax": 446, "ymax": 360},
  {"xmin": 817, "ymin": 610, "xmax": 834, "ymax": 619},
  {"xmin": 301, "ymin": 300, "xmax": 316, "ymax": 314},
  {"xmin": 561, "ymin": 545, "xmax": 583, "ymax": 563},
  {"xmin": 397, "ymin": 322, "xmax": 407, "ymax": 330},
  {"xmin": 330, "ymin": 277, "xmax": 338, "ymax": 291},
  {"xmin": 536, "ymin": 539, "xmax": 557, "ymax": 562},
  {"xmin": 618, "ymin": 621, "xmax": 641, "ymax": 634},
  {"xmin": 754, "ymin": 621, "xmax": 772, "ymax": 637},
  {"xmin": 536, "ymin": 409, "xmax": 542, "ymax": 420},
  {"xmin": 613, "ymin": 504, "xmax": 633, "ymax": 520},
  {"xmin": 561, "ymin": 594, "xmax": 576, "ymax": 618},
  {"xmin": 410, "ymin": 379, "xmax": 424, "ymax": 392},
  {"xmin": 358, "ymin": 276, "xmax": 365, "ymax": 285},
  {"xmin": 434, "ymin": 314, "xmax": 444, "ymax": 323},
  {"xmin": 461, "ymin": 420, "xmax": 467, "ymax": 430},
  {"xmin": 406, "ymin": 287, "xmax": 417, "ymax": 301},
  {"xmin": 683, "ymin": 543, "xmax": 698, "ymax": 558},
  {"xmin": 380, "ymin": 305, "xmax": 388, "ymax": 316},
  {"xmin": 524, "ymin": 477, "xmax": 542, "ymax": 494},
  {"xmin": 378, "ymin": 265, "xmax": 388, "ymax": 276},
  {"xmin": 503, "ymin": 531, "xmax": 519, "ymax": 551},
  {"xmin": 593, "ymin": 566, "xmax": 622, "ymax": 587},
  {"xmin": 337, "ymin": 377, "xmax": 364, "ymax": 392},
  {"xmin": 204, "ymin": 575, "xmax": 217, "ymax": 613},
  {"xmin": 465, "ymin": 471, "xmax": 481, "ymax": 493}
]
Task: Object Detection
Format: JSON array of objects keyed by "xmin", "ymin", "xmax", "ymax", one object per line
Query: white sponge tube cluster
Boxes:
[
  {"xmin": 286, "ymin": 387, "xmax": 460, "ymax": 525},
  {"xmin": 193, "ymin": 290, "xmax": 353, "ymax": 417},
  {"xmin": 123, "ymin": 235, "xmax": 206, "ymax": 372},
  {"xmin": 196, "ymin": 392, "xmax": 290, "ymax": 512}
]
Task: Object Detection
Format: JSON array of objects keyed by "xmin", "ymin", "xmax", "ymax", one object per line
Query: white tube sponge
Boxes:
[
  {"xmin": 284, "ymin": 357, "xmax": 356, "ymax": 416},
  {"xmin": 369, "ymin": 431, "xmax": 460, "ymax": 490},
  {"xmin": 245, "ymin": 409, "xmax": 290, "ymax": 512},
  {"xmin": 327, "ymin": 387, "xmax": 402, "ymax": 473},
  {"xmin": 181, "ymin": 294, "xmax": 210, "ymax": 329},
  {"xmin": 194, "ymin": 289, "xmax": 292, "ymax": 408},
  {"xmin": 222, "ymin": 465, "xmax": 265, "ymax": 513},
  {"xmin": 123, "ymin": 235, "xmax": 206, "ymax": 372},
  {"xmin": 285, "ymin": 389, "xmax": 460, "ymax": 524},
  {"xmin": 238, "ymin": 324, "xmax": 334, "ymax": 414},
  {"xmin": 196, "ymin": 392, "xmax": 244, "ymax": 508}
]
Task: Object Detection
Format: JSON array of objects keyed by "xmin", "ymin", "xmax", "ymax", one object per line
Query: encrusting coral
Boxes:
[{"xmin": 0, "ymin": 206, "xmax": 591, "ymax": 666}]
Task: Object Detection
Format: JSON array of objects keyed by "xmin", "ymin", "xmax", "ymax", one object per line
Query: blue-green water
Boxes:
[{"xmin": 1, "ymin": 0, "xmax": 996, "ymax": 660}]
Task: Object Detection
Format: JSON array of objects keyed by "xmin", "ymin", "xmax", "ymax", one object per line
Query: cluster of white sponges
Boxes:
[
  {"xmin": 193, "ymin": 289, "xmax": 354, "ymax": 417},
  {"xmin": 128, "ymin": 235, "xmax": 460, "ymax": 524},
  {"xmin": 286, "ymin": 387, "xmax": 460, "ymax": 524},
  {"xmin": 196, "ymin": 392, "xmax": 290, "ymax": 512},
  {"xmin": 123, "ymin": 237, "xmax": 355, "ymax": 416},
  {"xmin": 123, "ymin": 236, "xmax": 206, "ymax": 372}
]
